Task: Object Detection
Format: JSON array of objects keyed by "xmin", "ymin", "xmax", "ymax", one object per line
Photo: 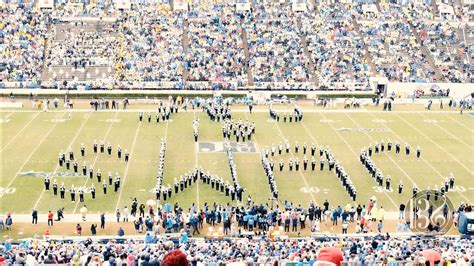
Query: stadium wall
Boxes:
[
  {"xmin": 0, "ymin": 82, "xmax": 472, "ymax": 100},
  {"xmin": 386, "ymin": 82, "xmax": 474, "ymax": 99}
]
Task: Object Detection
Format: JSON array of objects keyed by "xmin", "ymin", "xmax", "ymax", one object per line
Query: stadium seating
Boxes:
[
  {"xmin": 0, "ymin": 235, "xmax": 472, "ymax": 264},
  {"xmin": 1, "ymin": 1, "xmax": 472, "ymax": 89}
]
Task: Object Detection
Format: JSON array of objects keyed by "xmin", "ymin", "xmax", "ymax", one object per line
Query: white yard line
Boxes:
[
  {"xmin": 367, "ymin": 112, "xmax": 471, "ymax": 204},
  {"xmin": 193, "ymin": 111, "xmax": 200, "ymax": 208},
  {"xmin": 3, "ymin": 112, "xmax": 66, "ymax": 192},
  {"xmin": 33, "ymin": 112, "xmax": 93, "ymax": 209},
  {"xmin": 8, "ymin": 109, "xmax": 471, "ymax": 114},
  {"xmin": 319, "ymin": 112, "xmax": 399, "ymax": 209},
  {"xmin": 301, "ymin": 121, "xmax": 321, "ymax": 148},
  {"xmin": 396, "ymin": 113, "xmax": 474, "ymax": 175},
  {"xmin": 114, "ymin": 121, "xmax": 142, "ymax": 210},
  {"xmin": 273, "ymin": 122, "xmax": 317, "ymax": 203},
  {"xmin": 2, "ymin": 112, "xmax": 41, "ymax": 152},
  {"xmin": 442, "ymin": 113, "xmax": 474, "ymax": 133},
  {"xmin": 72, "ymin": 112, "xmax": 119, "ymax": 214},
  {"xmin": 418, "ymin": 113, "xmax": 473, "ymax": 148}
]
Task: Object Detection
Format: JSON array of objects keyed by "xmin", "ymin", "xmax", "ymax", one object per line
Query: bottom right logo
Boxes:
[{"xmin": 405, "ymin": 189, "xmax": 454, "ymax": 235}]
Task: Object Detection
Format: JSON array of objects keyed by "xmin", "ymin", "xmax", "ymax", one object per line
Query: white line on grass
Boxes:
[
  {"xmin": 10, "ymin": 109, "xmax": 470, "ymax": 114},
  {"xmin": 395, "ymin": 113, "xmax": 474, "ymax": 175},
  {"xmin": 300, "ymin": 121, "xmax": 321, "ymax": 148},
  {"xmin": 442, "ymin": 113, "xmax": 474, "ymax": 133},
  {"xmin": 366, "ymin": 112, "xmax": 471, "ymax": 204},
  {"xmin": 418, "ymin": 113, "xmax": 473, "ymax": 148},
  {"xmin": 193, "ymin": 111, "xmax": 200, "ymax": 208},
  {"xmin": 72, "ymin": 112, "xmax": 119, "ymax": 214},
  {"xmin": 443, "ymin": 114, "xmax": 474, "ymax": 132},
  {"xmin": 33, "ymin": 112, "xmax": 93, "ymax": 209},
  {"xmin": 273, "ymin": 122, "xmax": 317, "ymax": 203},
  {"xmin": 2, "ymin": 112, "xmax": 41, "ymax": 152},
  {"xmin": 319, "ymin": 112, "xmax": 399, "ymax": 209},
  {"xmin": 3, "ymin": 112, "xmax": 66, "ymax": 192},
  {"xmin": 114, "ymin": 121, "xmax": 142, "ymax": 211}
]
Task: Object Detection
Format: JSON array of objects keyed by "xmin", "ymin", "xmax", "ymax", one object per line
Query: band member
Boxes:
[
  {"xmin": 60, "ymin": 183, "xmax": 66, "ymax": 199},
  {"xmin": 52, "ymin": 180, "xmax": 58, "ymax": 196},
  {"xmin": 81, "ymin": 143, "xmax": 85, "ymax": 157},
  {"xmin": 91, "ymin": 184, "xmax": 96, "ymax": 199},
  {"xmin": 44, "ymin": 176, "xmax": 50, "ymax": 191}
]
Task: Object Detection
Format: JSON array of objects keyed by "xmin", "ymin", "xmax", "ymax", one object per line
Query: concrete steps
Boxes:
[
  {"xmin": 296, "ymin": 17, "xmax": 318, "ymax": 87},
  {"xmin": 352, "ymin": 17, "xmax": 377, "ymax": 76},
  {"xmin": 407, "ymin": 21, "xmax": 445, "ymax": 82},
  {"xmin": 240, "ymin": 18, "xmax": 254, "ymax": 86},
  {"xmin": 182, "ymin": 19, "xmax": 190, "ymax": 83}
]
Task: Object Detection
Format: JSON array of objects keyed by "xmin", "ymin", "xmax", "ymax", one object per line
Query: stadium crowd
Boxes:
[
  {"xmin": 0, "ymin": 233, "xmax": 472, "ymax": 264},
  {"xmin": 0, "ymin": 4, "xmax": 49, "ymax": 84},
  {"xmin": 1, "ymin": 1, "xmax": 472, "ymax": 89}
]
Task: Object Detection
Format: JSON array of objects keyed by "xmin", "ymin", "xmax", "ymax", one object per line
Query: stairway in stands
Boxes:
[
  {"xmin": 407, "ymin": 21, "xmax": 445, "ymax": 82},
  {"xmin": 182, "ymin": 19, "xmax": 190, "ymax": 84},
  {"xmin": 240, "ymin": 18, "xmax": 254, "ymax": 87},
  {"xmin": 431, "ymin": 0, "xmax": 440, "ymax": 18},
  {"xmin": 352, "ymin": 17, "xmax": 378, "ymax": 77},
  {"xmin": 41, "ymin": 21, "xmax": 117, "ymax": 83},
  {"xmin": 296, "ymin": 17, "xmax": 318, "ymax": 87},
  {"xmin": 374, "ymin": 0, "xmax": 383, "ymax": 13}
]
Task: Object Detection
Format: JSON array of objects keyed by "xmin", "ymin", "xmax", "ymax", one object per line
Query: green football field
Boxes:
[{"xmin": 1, "ymin": 102, "xmax": 473, "ymax": 216}]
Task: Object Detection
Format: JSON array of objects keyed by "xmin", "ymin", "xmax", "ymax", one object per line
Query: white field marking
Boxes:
[
  {"xmin": 2, "ymin": 112, "xmax": 41, "ymax": 152},
  {"xmin": 33, "ymin": 112, "xmax": 93, "ymax": 209},
  {"xmin": 73, "ymin": 112, "xmax": 119, "ymax": 214},
  {"xmin": 114, "ymin": 121, "xmax": 142, "ymax": 210},
  {"xmin": 320, "ymin": 119, "xmax": 334, "ymax": 123},
  {"xmin": 367, "ymin": 112, "xmax": 471, "ymax": 204},
  {"xmin": 194, "ymin": 111, "xmax": 200, "ymax": 208},
  {"xmin": 419, "ymin": 113, "xmax": 473, "ymax": 148},
  {"xmin": 301, "ymin": 121, "xmax": 321, "ymax": 149},
  {"xmin": 3, "ymin": 112, "xmax": 13, "ymax": 119},
  {"xmin": 423, "ymin": 119, "xmax": 438, "ymax": 124},
  {"xmin": 395, "ymin": 113, "xmax": 474, "ymax": 176},
  {"xmin": 3, "ymin": 112, "xmax": 65, "ymax": 192},
  {"xmin": 319, "ymin": 112, "xmax": 399, "ymax": 209},
  {"xmin": 273, "ymin": 122, "xmax": 316, "ymax": 203},
  {"xmin": 9, "ymin": 109, "xmax": 470, "ymax": 114},
  {"xmin": 343, "ymin": 113, "xmax": 419, "ymax": 188},
  {"xmin": 442, "ymin": 113, "xmax": 474, "ymax": 133},
  {"xmin": 243, "ymin": 111, "xmax": 268, "ymax": 198}
]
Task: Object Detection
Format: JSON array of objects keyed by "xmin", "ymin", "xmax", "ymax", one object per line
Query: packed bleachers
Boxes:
[
  {"xmin": 186, "ymin": 4, "xmax": 247, "ymax": 86},
  {"xmin": 301, "ymin": 3, "xmax": 371, "ymax": 87},
  {"xmin": 1, "ymin": 234, "xmax": 472, "ymax": 264},
  {"xmin": 245, "ymin": 1, "xmax": 311, "ymax": 85},
  {"xmin": 0, "ymin": 4, "xmax": 49, "ymax": 85},
  {"xmin": 0, "ymin": 1, "xmax": 472, "ymax": 90},
  {"xmin": 116, "ymin": 4, "xmax": 184, "ymax": 86}
]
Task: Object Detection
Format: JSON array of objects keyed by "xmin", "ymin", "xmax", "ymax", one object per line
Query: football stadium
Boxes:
[{"xmin": 0, "ymin": 0, "xmax": 473, "ymax": 264}]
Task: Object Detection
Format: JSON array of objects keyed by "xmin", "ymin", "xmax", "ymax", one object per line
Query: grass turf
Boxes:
[{"xmin": 1, "ymin": 104, "xmax": 473, "ymax": 217}]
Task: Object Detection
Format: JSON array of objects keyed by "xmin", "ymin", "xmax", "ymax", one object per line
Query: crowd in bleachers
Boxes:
[
  {"xmin": 1, "ymin": 1, "xmax": 472, "ymax": 89},
  {"xmin": 245, "ymin": 2, "xmax": 310, "ymax": 84},
  {"xmin": 413, "ymin": 20, "xmax": 472, "ymax": 83},
  {"xmin": 302, "ymin": 3, "xmax": 370, "ymax": 86},
  {"xmin": 186, "ymin": 4, "xmax": 247, "ymax": 85},
  {"xmin": 116, "ymin": 4, "xmax": 184, "ymax": 84},
  {"xmin": 0, "ymin": 4, "xmax": 49, "ymax": 84},
  {"xmin": 1, "ymin": 233, "xmax": 472, "ymax": 264}
]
